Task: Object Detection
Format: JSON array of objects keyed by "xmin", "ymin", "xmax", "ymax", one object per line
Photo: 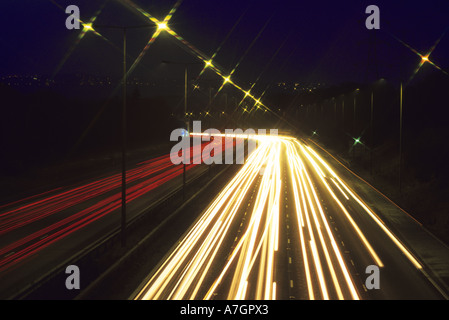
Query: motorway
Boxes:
[
  {"xmin": 0, "ymin": 133, "xmax": 447, "ymax": 300},
  {"xmin": 134, "ymin": 135, "xmax": 446, "ymax": 300},
  {"xmin": 0, "ymin": 140, "xmax": 235, "ymax": 299}
]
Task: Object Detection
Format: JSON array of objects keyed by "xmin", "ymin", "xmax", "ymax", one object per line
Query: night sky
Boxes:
[{"xmin": 1, "ymin": 0, "xmax": 448, "ymax": 88}]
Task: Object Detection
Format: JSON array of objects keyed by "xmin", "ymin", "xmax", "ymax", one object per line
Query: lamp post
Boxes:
[
  {"xmin": 399, "ymin": 82, "xmax": 403, "ymax": 194},
  {"xmin": 370, "ymin": 90, "xmax": 374, "ymax": 175},
  {"xmin": 369, "ymin": 78, "xmax": 385, "ymax": 176},
  {"xmin": 352, "ymin": 88, "xmax": 359, "ymax": 159},
  {"xmin": 161, "ymin": 60, "xmax": 201, "ymax": 200},
  {"xmin": 94, "ymin": 24, "xmax": 154, "ymax": 247},
  {"xmin": 161, "ymin": 60, "xmax": 201, "ymax": 131},
  {"xmin": 121, "ymin": 28, "xmax": 127, "ymax": 247},
  {"xmin": 353, "ymin": 88, "xmax": 359, "ymax": 136},
  {"xmin": 333, "ymin": 98, "xmax": 337, "ymax": 127}
]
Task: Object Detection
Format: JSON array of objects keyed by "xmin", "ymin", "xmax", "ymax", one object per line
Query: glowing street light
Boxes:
[
  {"xmin": 156, "ymin": 21, "xmax": 168, "ymax": 31},
  {"xmin": 390, "ymin": 32, "xmax": 448, "ymax": 83},
  {"xmin": 83, "ymin": 23, "xmax": 94, "ymax": 32},
  {"xmin": 205, "ymin": 60, "xmax": 213, "ymax": 68}
]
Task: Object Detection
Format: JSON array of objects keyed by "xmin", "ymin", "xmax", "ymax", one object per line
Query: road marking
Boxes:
[
  {"xmin": 290, "ymin": 280, "xmax": 294, "ymax": 288},
  {"xmin": 4, "ymin": 251, "xmax": 15, "ymax": 258}
]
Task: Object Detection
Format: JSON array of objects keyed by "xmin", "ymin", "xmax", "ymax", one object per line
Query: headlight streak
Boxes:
[
  {"xmin": 136, "ymin": 135, "xmax": 425, "ymax": 300},
  {"xmin": 136, "ymin": 139, "xmax": 271, "ymax": 300},
  {"xmin": 303, "ymin": 145, "xmax": 422, "ymax": 270},
  {"xmin": 286, "ymin": 142, "xmax": 331, "ymax": 299},
  {"xmin": 299, "ymin": 144, "xmax": 383, "ymax": 268},
  {"xmin": 286, "ymin": 141, "xmax": 314, "ymax": 299}
]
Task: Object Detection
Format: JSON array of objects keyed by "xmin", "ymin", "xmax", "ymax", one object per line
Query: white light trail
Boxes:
[{"xmin": 135, "ymin": 134, "xmax": 424, "ymax": 300}]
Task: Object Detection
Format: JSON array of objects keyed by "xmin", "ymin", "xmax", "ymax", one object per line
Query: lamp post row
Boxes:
[{"xmin": 309, "ymin": 80, "xmax": 404, "ymax": 193}]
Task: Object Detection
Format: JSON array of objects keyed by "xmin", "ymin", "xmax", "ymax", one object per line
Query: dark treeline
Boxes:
[
  {"xmin": 267, "ymin": 70, "xmax": 449, "ymax": 243},
  {"xmin": 284, "ymin": 71, "xmax": 449, "ymax": 186},
  {"xmin": 0, "ymin": 84, "xmax": 180, "ymax": 178}
]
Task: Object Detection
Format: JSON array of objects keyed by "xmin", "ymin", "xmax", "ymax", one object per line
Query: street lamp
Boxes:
[
  {"xmin": 370, "ymin": 90, "xmax": 374, "ymax": 174},
  {"xmin": 340, "ymin": 95, "xmax": 345, "ymax": 131},
  {"xmin": 161, "ymin": 60, "xmax": 202, "ymax": 133},
  {"xmin": 161, "ymin": 60, "xmax": 201, "ymax": 199},
  {"xmin": 399, "ymin": 82, "xmax": 403, "ymax": 193},
  {"xmin": 369, "ymin": 78, "xmax": 386, "ymax": 175},
  {"xmin": 94, "ymin": 23, "xmax": 154, "ymax": 247},
  {"xmin": 352, "ymin": 88, "xmax": 360, "ymax": 159},
  {"xmin": 353, "ymin": 88, "xmax": 360, "ymax": 136},
  {"xmin": 156, "ymin": 21, "xmax": 168, "ymax": 31}
]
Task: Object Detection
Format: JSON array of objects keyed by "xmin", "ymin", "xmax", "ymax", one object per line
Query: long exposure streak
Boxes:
[{"xmin": 135, "ymin": 135, "xmax": 425, "ymax": 300}]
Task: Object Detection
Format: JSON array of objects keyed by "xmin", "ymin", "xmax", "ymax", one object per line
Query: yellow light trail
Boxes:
[
  {"xmin": 303, "ymin": 144, "xmax": 422, "ymax": 270},
  {"xmin": 134, "ymin": 134, "xmax": 424, "ymax": 300}
]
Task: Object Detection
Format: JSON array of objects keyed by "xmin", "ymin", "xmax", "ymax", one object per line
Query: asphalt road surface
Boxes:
[
  {"xmin": 134, "ymin": 135, "xmax": 446, "ymax": 300},
  {"xmin": 0, "ymin": 140, "xmax": 228, "ymax": 299}
]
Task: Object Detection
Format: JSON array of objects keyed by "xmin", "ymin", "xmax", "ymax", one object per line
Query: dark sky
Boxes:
[{"xmin": 0, "ymin": 0, "xmax": 448, "ymax": 88}]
